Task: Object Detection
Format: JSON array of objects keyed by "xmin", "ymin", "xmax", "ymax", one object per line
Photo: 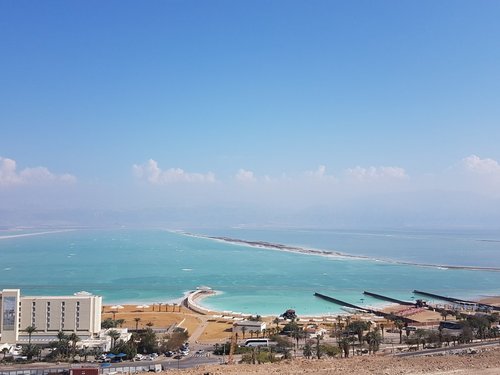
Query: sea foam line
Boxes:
[{"xmin": 0, "ymin": 229, "xmax": 76, "ymax": 240}]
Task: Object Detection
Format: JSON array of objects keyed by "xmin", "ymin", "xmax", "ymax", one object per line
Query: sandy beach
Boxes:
[{"xmin": 101, "ymin": 293, "xmax": 500, "ymax": 346}]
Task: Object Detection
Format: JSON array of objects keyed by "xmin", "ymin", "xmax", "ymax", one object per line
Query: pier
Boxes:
[
  {"xmin": 314, "ymin": 292, "xmax": 369, "ymax": 312},
  {"xmin": 363, "ymin": 291, "xmax": 415, "ymax": 306},
  {"xmin": 413, "ymin": 290, "xmax": 500, "ymax": 311},
  {"xmin": 314, "ymin": 292, "xmax": 418, "ymax": 323}
]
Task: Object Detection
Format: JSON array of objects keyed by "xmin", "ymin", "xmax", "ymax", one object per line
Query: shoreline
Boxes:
[{"xmin": 181, "ymin": 231, "xmax": 500, "ymax": 272}]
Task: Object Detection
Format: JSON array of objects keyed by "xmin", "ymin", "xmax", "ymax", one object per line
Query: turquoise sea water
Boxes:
[{"xmin": 1, "ymin": 228, "xmax": 500, "ymax": 315}]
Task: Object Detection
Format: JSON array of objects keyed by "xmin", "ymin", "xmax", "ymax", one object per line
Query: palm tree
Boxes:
[
  {"xmin": 291, "ymin": 326, "xmax": 303, "ymax": 350},
  {"xmin": 241, "ymin": 326, "xmax": 247, "ymax": 340},
  {"xmin": 116, "ymin": 319, "xmax": 125, "ymax": 328},
  {"xmin": 134, "ymin": 317, "xmax": 141, "ymax": 331},
  {"xmin": 24, "ymin": 325, "xmax": 37, "ymax": 345},
  {"xmin": 364, "ymin": 328, "xmax": 382, "ymax": 354},
  {"xmin": 302, "ymin": 342, "xmax": 312, "ymax": 359},
  {"xmin": 158, "ymin": 303, "xmax": 163, "ymax": 312},
  {"xmin": 57, "ymin": 331, "xmax": 68, "ymax": 358},
  {"xmin": 394, "ymin": 320, "xmax": 404, "ymax": 344},
  {"xmin": 273, "ymin": 317, "xmax": 280, "ymax": 330},
  {"xmin": 68, "ymin": 333, "xmax": 80, "ymax": 359},
  {"xmin": 338, "ymin": 337, "xmax": 350, "ymax": 358},
  {"xmin": 107, "ymin": 330, "xmax": 121, "ymax": 349},
  {"xmin": 2, "ymin": 347, "xmax": 9, "ymax": 361},
  {"xmin": 146, "ymin": 321, "xmax": 153, "ymax": 328},
  {"xmin": 348, "ymin": 321, "xmax": 368, "ymax": 345},
  {"xmin": 441, "ymin": 311, "xmax": 449, "ymax": 321},
  {"xmin": 315, "ymin": 335, "xmax": 322, "ymax": 359}
]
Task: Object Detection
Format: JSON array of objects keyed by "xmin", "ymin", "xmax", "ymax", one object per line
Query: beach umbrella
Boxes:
[
  {"xmin": 116, "ymin": 353, "xmax": 127, "ymax": 357},
  {"xmin": 142, "ymin": 305, "xmax": 150, "ymax": 308},
  {"xmin": 116, "ymin": 305, "xmax": 124, "ymax": 309},
  {"xmin": 106, "ymin": 353, "xmax": 116, "ymax": 358}
]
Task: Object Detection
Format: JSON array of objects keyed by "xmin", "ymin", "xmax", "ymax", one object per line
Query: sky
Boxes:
[{"xmin": 1, "ymin": 0, "xmax": 500, "ymax": 229}]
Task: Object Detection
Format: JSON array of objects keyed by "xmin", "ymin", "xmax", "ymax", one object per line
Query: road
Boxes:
[
  {"xmin": 394, "ymin": 339, "xmax": 500, "ymax": 358},
  {"xmin": 0, "ymin": 354, "xmax": 221, "ymax": 374}
]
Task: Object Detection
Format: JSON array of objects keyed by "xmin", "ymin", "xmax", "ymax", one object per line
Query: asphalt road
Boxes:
[
  {"xmin": 394, "ymin": 339, "xmax": 500, "ymax": 358},
  {"xmin": 0, "ymin": 354, "xmax": 222, "ymax": 373}
]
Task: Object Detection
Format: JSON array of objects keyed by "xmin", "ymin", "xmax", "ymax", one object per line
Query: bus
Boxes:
[{"xmin": 244, "ymin": 339, "xmax": 270, "ymax": 347}]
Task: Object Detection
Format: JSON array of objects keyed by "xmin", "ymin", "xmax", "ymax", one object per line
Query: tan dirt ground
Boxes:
[{"xmin": 161, "ymin": 347, "xmax": 500, "ymax": 375}]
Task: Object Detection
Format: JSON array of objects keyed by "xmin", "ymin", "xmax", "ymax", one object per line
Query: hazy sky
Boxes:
[{"xmin": 1, "ymin": 1, "xmax": 499, "ymax": 229}]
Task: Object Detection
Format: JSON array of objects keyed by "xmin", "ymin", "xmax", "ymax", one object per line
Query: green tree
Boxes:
[
  {"xmin": 320, "ymin": 343, "xmax": 341, "ymax": 357},
  {"xmin": 338, "ymin": 338, "xmax": 350, "ymax": 358},
  {"xmin": 394, "ymin": 320, "xmax": 404, "ymax": 344},
  {"xmin": 112, "ymin": 339, "xmax": 137, "ymax": 359},
  {"xmin": 23, "ymin": 325, "xmax": 37, "ymax": 345},
  {"xmin": 364, "ymin": 328, "xmax": 382, "ymax": 354},
  {"xmin": 1, "ymin": 347, "xmax": 9, "ymax": 361},
  {"xmin": 162, "ymin": 331, "xmax": 188, "ymax": 352},
  {"xmin": 22, "ymin": 344, "xmax": 40, "ymax": 361},
  {"xmin": 107, "ymin": 330, "xmax": 121, "ymax": 350},
  {"xmin": 101, "ymin": 318, "xmax": 117, "ymax": 329},
  {"xmin": 302, "ymin": 342, "xmax": 313, "ymax": 359},
  {"xmin": 68, "ymin": 333, "xmax": 80, "ymax": 360},
  {"xmin": 315, "ymin": 335, "xmax": 322, "ymax": 359},
  {"xmin": 56, "ymin": 331, "xmax": 68, "ymax": 358},
  {"xmin": 134, "ymin": 317, "xmax": 141, "ymax": 331},
  {"xmin": 271, "ymin": 335, "xmax": 293, "ymax": 359},
  {"xmin": 441, "ymin": 311, "xmax": 449, "ymax": 321},
  {"xmin": 273, "ymin": 317, "xmax": 280, "ymax": 330},
  {"xmin": 137, "ymin": 328, "xmax": 158, "ymax": 354},
  {"xmin": 347, "ymin": 321, "xmax": 369, "ymax": 345}
]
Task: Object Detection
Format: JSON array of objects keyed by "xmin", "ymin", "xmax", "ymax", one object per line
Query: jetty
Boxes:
[
  {"xmin": 413, "ymin": 290, "xmax": 500, "ymax": 311},
  {"xmin": 314, "ymin": 292, "xmax": 418, "ymax": 323},
  {"xmin": 314, "ymin": 292, "xmax": 369, "ymax": 312},
  {"xmin": 363, "ymin": 291, "xmax": 415, "ymax": 306}
]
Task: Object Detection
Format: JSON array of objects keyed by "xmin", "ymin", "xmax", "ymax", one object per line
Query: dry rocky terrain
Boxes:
[{"xmin": 164, "ymin": 347, "xmax": 500, "ymax": 375}]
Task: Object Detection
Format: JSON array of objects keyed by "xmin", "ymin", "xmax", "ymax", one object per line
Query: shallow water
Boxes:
[{"xmin": 1, "ymin": 228, "xmax": 500, "ymax": 315}]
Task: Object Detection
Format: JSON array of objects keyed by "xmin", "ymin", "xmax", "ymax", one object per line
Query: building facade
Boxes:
[
  {"xmin": 232, "ymin": 320, "xmax": 266, "ymax": 335},
  {"xmin": 0, "ymin": 289, "xmax": 102, "ymax": 344}
]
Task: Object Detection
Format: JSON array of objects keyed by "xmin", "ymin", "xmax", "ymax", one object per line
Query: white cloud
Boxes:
[
  {"xmin": 462, "ymin": 155, "xmax": 500, "ymax": 175},
  {"xmin": 235, "ymin": 169, "xmax": 256, "ymax": 183},
  {"xmin": 305, "ymin": 165, "xmax": 333, "ymax": 180},
  {"xmin": 346, "ymin": 166, "xmax": 408, "ymax": 181},
  {"xmin": 133, "ymin": 159, "xmax": 216, "ymax": 184},
  {"xmin": 0, "ymin": 157, "xmax": 76, "ymax": 187}
]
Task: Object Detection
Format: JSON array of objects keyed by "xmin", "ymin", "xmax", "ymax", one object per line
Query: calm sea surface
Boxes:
[{"xmin": 1, "ymin": 228, "xmax": 500, "ymax": 315}]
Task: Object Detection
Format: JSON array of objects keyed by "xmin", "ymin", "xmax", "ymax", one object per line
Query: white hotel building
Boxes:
[{"xmin": 0, "ymin": 289, "xmax": 102, "ymax": 344}]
